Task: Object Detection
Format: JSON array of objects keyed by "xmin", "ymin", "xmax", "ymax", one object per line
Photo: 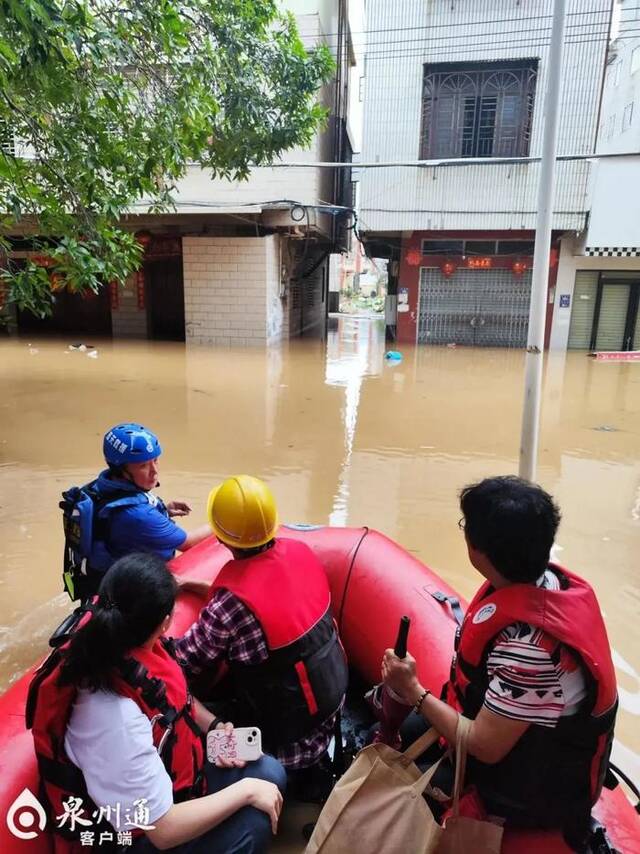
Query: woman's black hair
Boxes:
[
  {"xmin": 460, "ymin": 476, "xmax": 561, "ymax": 584},
  {"xmin": 59, "ymin": 552, "xmax": 177, "ymax": 691}
]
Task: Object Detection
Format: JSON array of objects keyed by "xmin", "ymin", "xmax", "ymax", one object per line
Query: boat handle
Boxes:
[{"xmin": 429, "ymin": 591, "xmax": 464, "ymax": 626}]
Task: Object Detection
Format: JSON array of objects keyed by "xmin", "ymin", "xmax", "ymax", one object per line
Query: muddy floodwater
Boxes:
[{"xmin": 1, "ymin": 316, "xmax": 639, "ymax": 783}]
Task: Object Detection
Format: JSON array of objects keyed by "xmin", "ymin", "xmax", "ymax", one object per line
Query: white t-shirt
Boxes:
[
  {"xmin": 64, "ymin": 688, "xmax": 173, "ymax": 828},
  {"xmin": 483, "ymin": 569, "xmax": 588, "ymax": 727}
]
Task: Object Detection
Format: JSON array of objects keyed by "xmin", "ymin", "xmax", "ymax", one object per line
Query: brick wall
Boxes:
[
  {"xmin": 183, "ymin": 236, "xmax": 286, "ymax": 346},
  {"xmin": 111, "ymin": 275, "xmax": 147, "ymax": 338}
]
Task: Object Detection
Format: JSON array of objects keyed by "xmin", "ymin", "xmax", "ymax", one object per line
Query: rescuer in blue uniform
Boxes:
[{"xmin": 60, "ymin": 423, "xmax": 210, "ymax": 600}]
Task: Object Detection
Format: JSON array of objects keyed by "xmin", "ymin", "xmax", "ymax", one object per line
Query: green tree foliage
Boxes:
[{"xmin": 0, "ymin": 0, "xmax": 333, "ymax": 314}]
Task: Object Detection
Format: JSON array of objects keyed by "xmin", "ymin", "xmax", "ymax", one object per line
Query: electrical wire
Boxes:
[
  {"xmin": 298, "ymin": 7, "xmax": 629, "ymax": 43},
  {"xmin": 358, "ymin": 33, "xmax": 639, "ymax": 64},
  {"xmin": 303, "ymin": 18, "xmax": 616, "ymax": 55},
  {"xmin": 252, "ymin": 152, "xmax": 640, "ymax": 169},
  {"xmin": 357, "ymin": 207, "xmax": 583, "ymax": 216}
]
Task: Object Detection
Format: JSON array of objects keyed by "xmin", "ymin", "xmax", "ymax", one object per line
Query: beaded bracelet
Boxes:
[{"xmin": 414, "ymin": 689, "xmax": 431, "ymax": 714}]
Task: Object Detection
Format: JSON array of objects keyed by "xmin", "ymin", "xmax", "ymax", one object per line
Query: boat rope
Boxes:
[
  {"xmin": 609, "ymin": 762, "xmax": 640, "ymax": 813},
  {"xmin": 337, "ymin": 527, "xmax": 369, "ymax": 635}
]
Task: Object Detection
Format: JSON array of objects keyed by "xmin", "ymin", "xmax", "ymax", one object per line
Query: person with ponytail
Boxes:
[{"xmin": 28, "ymin": 553, "xmax": 286, "ymax": 853}]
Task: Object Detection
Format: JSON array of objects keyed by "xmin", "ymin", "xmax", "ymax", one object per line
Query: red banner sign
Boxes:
[
  {"xmin": 466, "ymin": 257, "xmax": 493, "ymax": 269},
  {"xmin": 136, "ymin": 271, "xmax": 145, "ymax": 309}
]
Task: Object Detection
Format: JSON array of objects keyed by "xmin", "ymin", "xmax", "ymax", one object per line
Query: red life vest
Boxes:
[
  {"xmin": 210, "ymin": 538, "xmax": 348, "ymax": 746},
  {"xmin": 445, "ymin": 564, "xmax": 617, "ymax": 845},
  {"xmin": 26, "ymin": 609, "xmax": 205, "ymax": 854}
]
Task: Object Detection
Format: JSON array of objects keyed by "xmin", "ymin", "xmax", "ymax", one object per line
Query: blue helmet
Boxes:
[{"xmin": 103, "ymin": 423, "xmax": 162, "ymax": 466}]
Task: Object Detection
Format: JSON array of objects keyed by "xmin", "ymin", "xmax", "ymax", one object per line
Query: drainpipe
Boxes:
[{"xmin": 519, "ymin": 0, "xmax": 567, "ymax": 481}]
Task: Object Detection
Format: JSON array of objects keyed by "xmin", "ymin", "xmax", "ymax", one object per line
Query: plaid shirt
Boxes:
[{"xmin": 174, "ymin": 588, "xmax": 335, "ymax": 769}]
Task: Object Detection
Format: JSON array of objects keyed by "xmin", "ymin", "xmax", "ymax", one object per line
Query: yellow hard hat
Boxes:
[{"xmin": 207, "ymin": 475, "xmax": 278, "ymax": 550}]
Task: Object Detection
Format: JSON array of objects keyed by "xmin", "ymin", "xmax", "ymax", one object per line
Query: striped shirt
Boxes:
[
  {"xmin": 174, "ymin": 588, "xmax": 335, "ymax": 769},
  {"xmin": 483, "ymin": 570, "xmax": 588, "ymax": 727}
]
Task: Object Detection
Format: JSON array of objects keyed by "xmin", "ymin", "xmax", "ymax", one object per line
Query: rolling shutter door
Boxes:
[
  {"xmin": 418, "ymin": 267, "xmax": 530, "ymax": 347},
  {"xmin": 595, "ymin": 284, "xmax": 630, "ymax": 351},
  {"xmin": 567, "ymin": 272, "xmax": 598, "ymax": 349}
]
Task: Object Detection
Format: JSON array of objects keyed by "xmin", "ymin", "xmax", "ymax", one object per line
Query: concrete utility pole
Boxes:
[{"xmin": 519, "ymin": 0, "xmax": 567, "ymax": 482}]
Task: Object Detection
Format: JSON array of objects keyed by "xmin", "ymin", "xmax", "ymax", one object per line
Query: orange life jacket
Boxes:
[
  {"xmin": 211, "ymin": 538, "xmax": 348, "ymax": 745},
  {"xmin": 445, "ymin": 564, "xmax": 617, "ymax": 845}
]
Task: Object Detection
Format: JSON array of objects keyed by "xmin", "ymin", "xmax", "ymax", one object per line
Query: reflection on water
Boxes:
[
  {"xmin": 0, "ymin": 318, "xmax": 639, "ymax": 779},
  {"xmin": 325, "ymin": 317, "xmax": 385, "ymax": 525}
]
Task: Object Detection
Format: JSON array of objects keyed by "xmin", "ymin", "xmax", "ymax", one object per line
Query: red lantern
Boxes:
[
  {"xmin": 135, "ymin": 230, "xmax": 153, "ymax": 249},
  {"xmin": 405, "ymin": 249, "xmax": 422, "ymax": 267},
  {"xmin": 512, "ymin": 259, "xmax": 528, "ymax": 277},
  {"xmin": 549, "ymin": 247, "xmax": 559, "ymax": 268},
  {"xmin": 441, "ymin": 259, "xmax": 457, "ymax": 278},
  {"xmin": 32, "ymin": 254, "xmax": 54, "ymax": 268}
]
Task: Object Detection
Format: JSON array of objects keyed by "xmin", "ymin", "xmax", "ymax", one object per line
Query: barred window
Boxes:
[{"xmin": 420, "ymin": 60, "xmax": 538, "ymax": 160}]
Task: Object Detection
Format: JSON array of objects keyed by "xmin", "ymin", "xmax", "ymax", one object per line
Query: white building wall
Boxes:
[
  {"xmin": 266, "ymin": 236, "xmax": 288, "ymax": 344},
  {"xmin": 183, "ymin": 236, "xmax": 286, "ymax": 346},
  {"xmin": 359, "ymin": 0, "xmax": 610, "ymax": 233},
  {"xmin": 584, "ymin": 155, "xmax": 640, "ymax": 251},
  {"xmin": 170, "ymin": 6, "xmax": 338, "ymax": 225},
  {"xmin": 584, "ymin": 4, "xmax": 640, "ymax": 255},
  {"xmin": 597, "ymin": 2, "xmax": 640, "ymax": 155},
  {"xmin": 549, "ymin": 236, "xmax": 640, "ymax": 351}
]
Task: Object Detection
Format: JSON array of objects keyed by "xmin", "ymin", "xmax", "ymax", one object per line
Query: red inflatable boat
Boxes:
[{"xmin": 0, "ymin": 526, "xmax": 638, "ymax": 853}]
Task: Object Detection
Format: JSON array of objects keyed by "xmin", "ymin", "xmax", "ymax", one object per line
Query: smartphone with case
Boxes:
[{"xmin": 207, "ymin": 727, "xmax": 262, "ymax": 763}]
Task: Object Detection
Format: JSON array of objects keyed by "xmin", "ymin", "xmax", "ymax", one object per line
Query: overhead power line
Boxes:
[
  {"xmin": 357, "ymin": 32, "xmax": 638, "ymax": 64},
  {"xmin": 262, "ymin": 152, "xmax": 639, "ymax": 169},
  {"xmin": 357, "ymin": 30, "xmax": 612, "ymax": 60},
  {"xmin": 298, "ymin": 7, "xmax": 622, "ymax": 43},
  {"xmin": 336, "ymin": 21, "xmax": 613, "ymax": 58},
  {"xmin": 303, "ymin": 17, "xmax": 616, "ymax": 52}
]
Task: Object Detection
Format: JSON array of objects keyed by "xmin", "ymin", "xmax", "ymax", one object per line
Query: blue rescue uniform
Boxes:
[{"xmin": 94, "ymin": 470, "xmax": 187, "ymax": 560}]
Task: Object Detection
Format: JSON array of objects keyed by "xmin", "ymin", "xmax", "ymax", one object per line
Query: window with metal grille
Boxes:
[
  {"xmin": 0, "ymin": 119, "xmax": 15, "ymax": 156},
  {"xmin": 420, "ymin": 60, "xmax": 538, "ymax": 159}
]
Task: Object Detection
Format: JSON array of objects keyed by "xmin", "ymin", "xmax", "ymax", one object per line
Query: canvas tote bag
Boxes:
[
  {"xmin": 306, "ymin": 716, "xmax": 503, "ymax": 854},
  {"xmin": 436, "ymin": 714, "xmax": 503, "ymax": 854},
  {"xmin": 305, "ymin": 726, "xmax": 447, "ymax": 854}
]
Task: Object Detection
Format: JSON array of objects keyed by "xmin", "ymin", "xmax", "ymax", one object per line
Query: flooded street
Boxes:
[{"xmin": 1, "ymin": 316, "xmax": 639, "ymax": 781}]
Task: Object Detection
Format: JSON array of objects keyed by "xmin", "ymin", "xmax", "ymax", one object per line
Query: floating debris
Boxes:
[{"xmin": 593, "ymin": 425, "xmax": 619, "ymax": 432}]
